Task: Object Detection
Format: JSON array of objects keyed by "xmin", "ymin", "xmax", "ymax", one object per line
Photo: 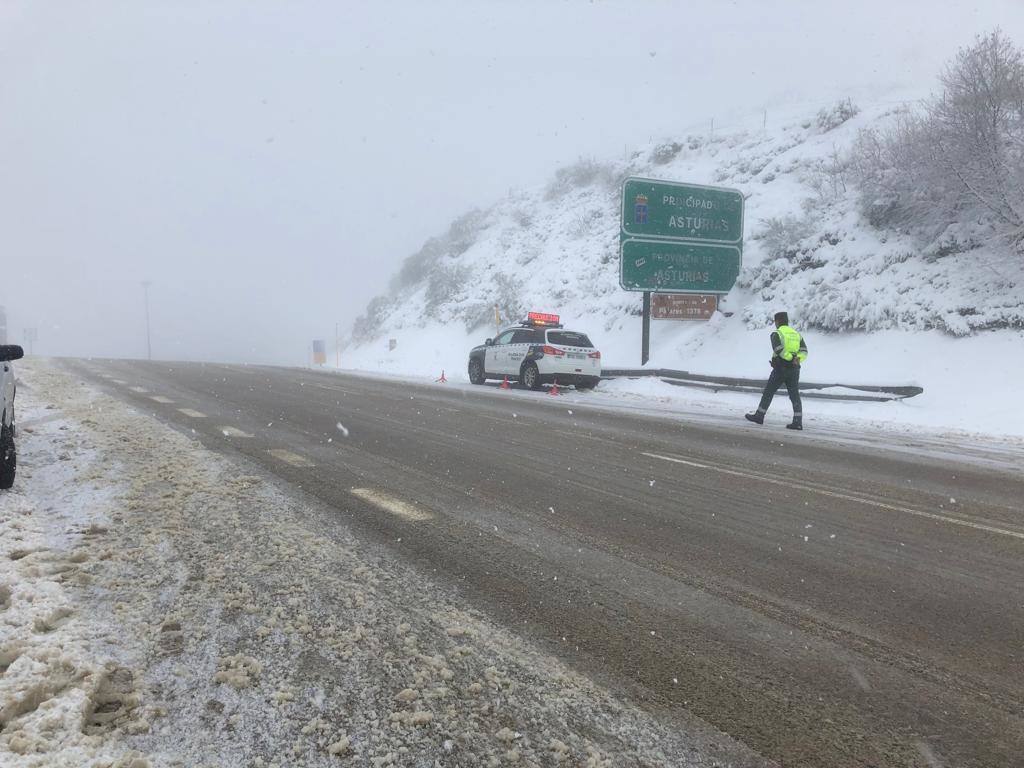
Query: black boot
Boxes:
[
  {"xmin": 745, "ymin": 412, "xmax": 764, "ymax": 425},
  {"xmin": 786, "ymin": 420, "xmax": 803, "ymax": 431}
]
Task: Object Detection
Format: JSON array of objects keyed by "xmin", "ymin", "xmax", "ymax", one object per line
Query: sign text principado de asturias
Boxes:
[{"xmin": 619, "ymin": 178, "xmax": 744, "ymax": 294}]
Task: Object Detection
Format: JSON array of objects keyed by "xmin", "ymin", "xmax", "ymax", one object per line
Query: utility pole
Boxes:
[{"xmin": 142, "ymin": 281, "xmax": 152, "ymax": 361}]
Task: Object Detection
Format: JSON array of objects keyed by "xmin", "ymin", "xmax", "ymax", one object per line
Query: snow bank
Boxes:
[
  {"xmin": 0, "ymin": 367, "xmax": 152, "ymax": 767},
  {"xmin": 340, "ymin": 319, "xmax": 1024, "ymax": 440}
]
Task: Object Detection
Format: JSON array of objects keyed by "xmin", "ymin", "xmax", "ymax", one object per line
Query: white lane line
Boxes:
[
  {"xmin": 220, "ymin": 426, "xmax": 253, "ymax": 438},
  {"xmin": 267, "ymin": 449, "xmax": 315, "ymax": 468},
  {"xmin": 150, "ymin": 396, "xmax": 174, "ymax": 404},
  {"xmin": 350, "ymin": 488, "xmax": 433, "ymax": 522},
  {"xmin": 129, "ymin": 386, "xmax": 149, "ymax": 393},
  {"xmin": 178, "ymin": 408, "xmax": 207, "ymax": 418},
  {"xmin": 642, "ymin": 452, "xmax": 1024, "ymax": 541},
  {"xmin": 112, "ymin": 379, "xmax": 127, "ymax": 385}
]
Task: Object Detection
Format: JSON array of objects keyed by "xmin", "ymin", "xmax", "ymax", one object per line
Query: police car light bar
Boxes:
[{"xmin": 526, "ymin": 311, "xmax": 560, "ymax": 326}]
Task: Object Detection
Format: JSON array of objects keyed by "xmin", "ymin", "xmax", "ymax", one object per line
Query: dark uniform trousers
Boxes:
[{"xmin": 757, "ymin": 363, "xmax": 802, "ymax": 419}]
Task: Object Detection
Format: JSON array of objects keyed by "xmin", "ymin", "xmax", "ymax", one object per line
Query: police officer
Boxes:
[{"xmin": 745, "ymin": 311, "xmax": 808, "ymax": 430}]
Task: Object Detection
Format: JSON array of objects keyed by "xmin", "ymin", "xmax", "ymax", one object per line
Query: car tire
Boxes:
[
  {"xmin": 468, "ymin": 358, "xmax": 486, "ymax": 385},
  {"xmin": 576, "ymin": 377, "xmax": 600, "ymax": 390},
  {"xmin": 0, "ymin": 426, "xmax": 15, "ymax": 491},
  {"xmin": 521, "ymin": 362, "xmax": 542, "ymax": 391}
]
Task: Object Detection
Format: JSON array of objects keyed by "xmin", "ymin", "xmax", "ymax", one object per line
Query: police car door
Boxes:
[
  {"xmin": 486, "ymin": 330, "xmax": 515, "ymax": 376},
  {"xmin": 507, "ymin": 329, "xmax": 537, "ymax": 376}
]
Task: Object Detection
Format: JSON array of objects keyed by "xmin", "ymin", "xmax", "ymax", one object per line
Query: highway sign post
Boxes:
[{"xmin": 620, "ymin": 177, "xmax": 744, "ymax": 363}]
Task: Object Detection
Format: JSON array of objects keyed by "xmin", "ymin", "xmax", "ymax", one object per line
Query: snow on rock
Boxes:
[{"xmin": 0, "ymin": 360, "xmax": 758, "ymax": 767}]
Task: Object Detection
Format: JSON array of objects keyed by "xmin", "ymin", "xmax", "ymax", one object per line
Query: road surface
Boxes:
[{"xmin": 64, "ymin": 359, "xmax": 1024, "ymax": 768}]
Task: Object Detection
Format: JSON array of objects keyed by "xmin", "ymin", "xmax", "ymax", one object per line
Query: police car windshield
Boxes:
[{"xmin": 547, "ymin": 331, "xmax": 593, "ymax": 348}]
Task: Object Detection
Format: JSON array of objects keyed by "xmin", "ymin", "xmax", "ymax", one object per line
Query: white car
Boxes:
[
  {"xmin": 1, "ymin": 344, "xmax": 24, "ymax": 490},
  {"xmin": 467, "ymin": 313, "xmax": 601, "ymax": 390}
]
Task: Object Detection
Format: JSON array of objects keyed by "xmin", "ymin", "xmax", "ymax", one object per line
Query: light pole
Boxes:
[{"xmin": 142, "ymin": 281, "xmax": 152, "ymax": 360}]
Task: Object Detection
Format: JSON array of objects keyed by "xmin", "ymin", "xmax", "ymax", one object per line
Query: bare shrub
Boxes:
[
  {"xmin": 816, "ymin": 98, "xmax": 860, "ymax": 132},
  {"xmin": 544, "ymin": 158, "xmax": 616, "ymax": 200},
  {"xmin": 756, "ymin": 215, "xmax": 815, "ymax": 260},
  {"xmin": 805, "ymin": 145, "xmax": 850, "ymax": 204},
  {"xmin": 351, "ymin": 296, "xmax": 395, "ymax": 342},
  {"xmin": 650, "ymin": 141, "xmax": 683, "ymax": 165},
  {"xmin": 851, "ymin": 30, "xmax": 1024, "ymax": 247},
  {"xmin": 424, "ymin": 264, "xmax": 469, "ymax": 317}
]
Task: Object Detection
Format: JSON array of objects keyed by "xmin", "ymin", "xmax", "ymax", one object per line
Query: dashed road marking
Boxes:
[
  {"xmin": 220, "ymin": 426, "xmax": 253, "ymax": 438},
  {"xmin": 350, "ymin": 488, "xmax": 433, "ymax": 522},
  {"xmin": 178, "ymin": 408, "xmax": 207, "ymax": 418},
  {"xmin": 150, "ymin": 396, "xmax": 174, "ymax": 404},
  {"xmin": 268, "ymin": 449, "xmax": 315, "ymax": 467},
  {"xmin": 642, "ymin": 451, "xmax": 1024, "ymax": 541},
  {"xmin": 129, "ymin": 386, "xmax": 149, "ymax": 393}
]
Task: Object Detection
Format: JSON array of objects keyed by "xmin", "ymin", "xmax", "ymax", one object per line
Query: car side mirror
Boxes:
[
  {"xmin": 485, "ymin": 338, "xmax": 493, "ymax": 346},
  {"xmin": 0, "ymin": 345, "xmax": 24, "ymax": 362}
]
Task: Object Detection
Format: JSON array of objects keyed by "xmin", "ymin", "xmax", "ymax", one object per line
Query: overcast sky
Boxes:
[{"xmin": 1, "ymin": 1, "xmax": 1019, "ymax": 364}]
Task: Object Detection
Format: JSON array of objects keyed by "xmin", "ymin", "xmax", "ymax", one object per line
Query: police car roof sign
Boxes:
[{"xmin": 527, "ymin": 312, "xmax": 560, "ymax": 326}]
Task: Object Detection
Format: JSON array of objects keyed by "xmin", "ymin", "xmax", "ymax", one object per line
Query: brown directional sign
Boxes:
[{"xmin": 651, "ymin": 293, "xmax": 718, "ymax": 320}]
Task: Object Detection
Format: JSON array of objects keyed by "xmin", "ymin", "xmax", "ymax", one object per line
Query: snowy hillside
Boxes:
[
  {"xmin": 348, "ymin": 99, "xmax": 1023, "ymax": 347},
  {"xmin": 339, "ymin": 99, "xmax": 1024, "ymax": 440}
]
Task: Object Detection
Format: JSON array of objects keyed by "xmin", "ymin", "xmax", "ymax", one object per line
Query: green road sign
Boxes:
[
  {"xmin": 621, "ymin": 177, "xmax": 744, "ymax": 244},
  {"xmin": 620, "ymin": 239, "xmax": 741, "ymax": 294}
]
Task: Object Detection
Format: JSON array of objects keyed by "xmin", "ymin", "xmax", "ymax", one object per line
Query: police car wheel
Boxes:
[
  {"xmin": 521, "ymin": 362, "xmax": 542, "ymax": 391},
  {"xmin": 468, "ymin": 358, "xmax": 485, "ymax": 385},
  {"xmin": 0, "ymin": 426, "xmax": 15, "ymax": 491}
]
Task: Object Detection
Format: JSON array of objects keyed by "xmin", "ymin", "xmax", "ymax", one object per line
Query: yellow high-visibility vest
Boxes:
[{"xmin": 778, "ymin": 325, "xmax": 806, "ymax": 363}]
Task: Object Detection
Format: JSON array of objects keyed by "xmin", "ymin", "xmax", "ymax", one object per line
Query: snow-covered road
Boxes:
[{"xmin": 1, "ymin": 361, "xmax": 761, "ymax": 767}]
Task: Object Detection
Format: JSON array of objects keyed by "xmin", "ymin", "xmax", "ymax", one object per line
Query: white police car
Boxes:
[{"xmin": 467, "ymin": 313, "xmax": 601, "ymax": 390}]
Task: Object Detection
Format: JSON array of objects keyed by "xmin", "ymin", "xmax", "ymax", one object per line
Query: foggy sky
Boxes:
[{"xmin": 1, "ymin": 1, "xmax": 1019, "ymax": 364}]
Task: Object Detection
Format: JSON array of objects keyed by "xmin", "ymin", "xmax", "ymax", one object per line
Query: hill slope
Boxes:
[
  {"xmin": 338, "ymin": 101, "xmax": 1024, "ymax": 439},
  {"xmin": 349, "ymin": 100, "xmax": 1023, "ymax": 347}
]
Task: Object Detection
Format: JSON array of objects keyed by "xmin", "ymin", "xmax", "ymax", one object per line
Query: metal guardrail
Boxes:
[{"xmin": 601, "ymin": 368, "xmax": 923, "ymax": 402}]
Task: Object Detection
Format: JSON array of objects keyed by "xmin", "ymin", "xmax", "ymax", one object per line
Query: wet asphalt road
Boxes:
[{"xmin": 64, "ymin": 359, "xmax": 1024, "ymax": 768}]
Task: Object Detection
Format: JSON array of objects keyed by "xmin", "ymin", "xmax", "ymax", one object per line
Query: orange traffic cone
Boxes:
[
  {"xmin": 548, "ymin": 378, "xmax": 560, "ymax": 396},
  {"xmin": 436, "ymin": 370, "xmax": 448, "ymax": 383},
  {"xmin": 500, "ymin": 375, "xmax": 511, "ymax": 389}
]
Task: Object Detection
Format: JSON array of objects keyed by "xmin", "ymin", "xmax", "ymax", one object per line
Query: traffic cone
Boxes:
[
  {"xmin": 548, "ymin": 378, "xmax": 560, "ymax": 396},
  {"xmin": 436, "ymin": 370, "xmax": 448, "ymax": 383},
  {"xmin": 500, "ymin": 375, "xmax": 510, "ymax": 389}
]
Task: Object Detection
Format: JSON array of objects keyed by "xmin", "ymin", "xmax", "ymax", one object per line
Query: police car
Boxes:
[{"xmin": 467, "ymin": 312, "xmax": 601, "ymax": 390}]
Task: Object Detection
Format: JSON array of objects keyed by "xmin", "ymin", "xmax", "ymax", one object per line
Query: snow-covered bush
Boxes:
[
  {"xmin": 851, "ymin": 30, "xmax": 1024, "ymax": 250},
  {"xmin": 650, "ymin": 141, "xmax": 683, "ymax": 165},
  {"xmin": 816, "ymin": 98, "xmax": 860, "ymax": 132},
  {"xmin": 544, "ymin": 158, "xmax": 616, "ymax": 200},
  {"xmin": 754, "ymin": 215, "xmax": 815, "ymax": 260},
  {"xmin": 351, "ymin": 295, "xmax": 396, "ymax": 343}
]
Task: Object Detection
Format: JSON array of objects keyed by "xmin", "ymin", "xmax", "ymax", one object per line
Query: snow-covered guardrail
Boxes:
[{"xmin": 600, "ymin": 369, "xmax": 923, "ymax": 402}]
